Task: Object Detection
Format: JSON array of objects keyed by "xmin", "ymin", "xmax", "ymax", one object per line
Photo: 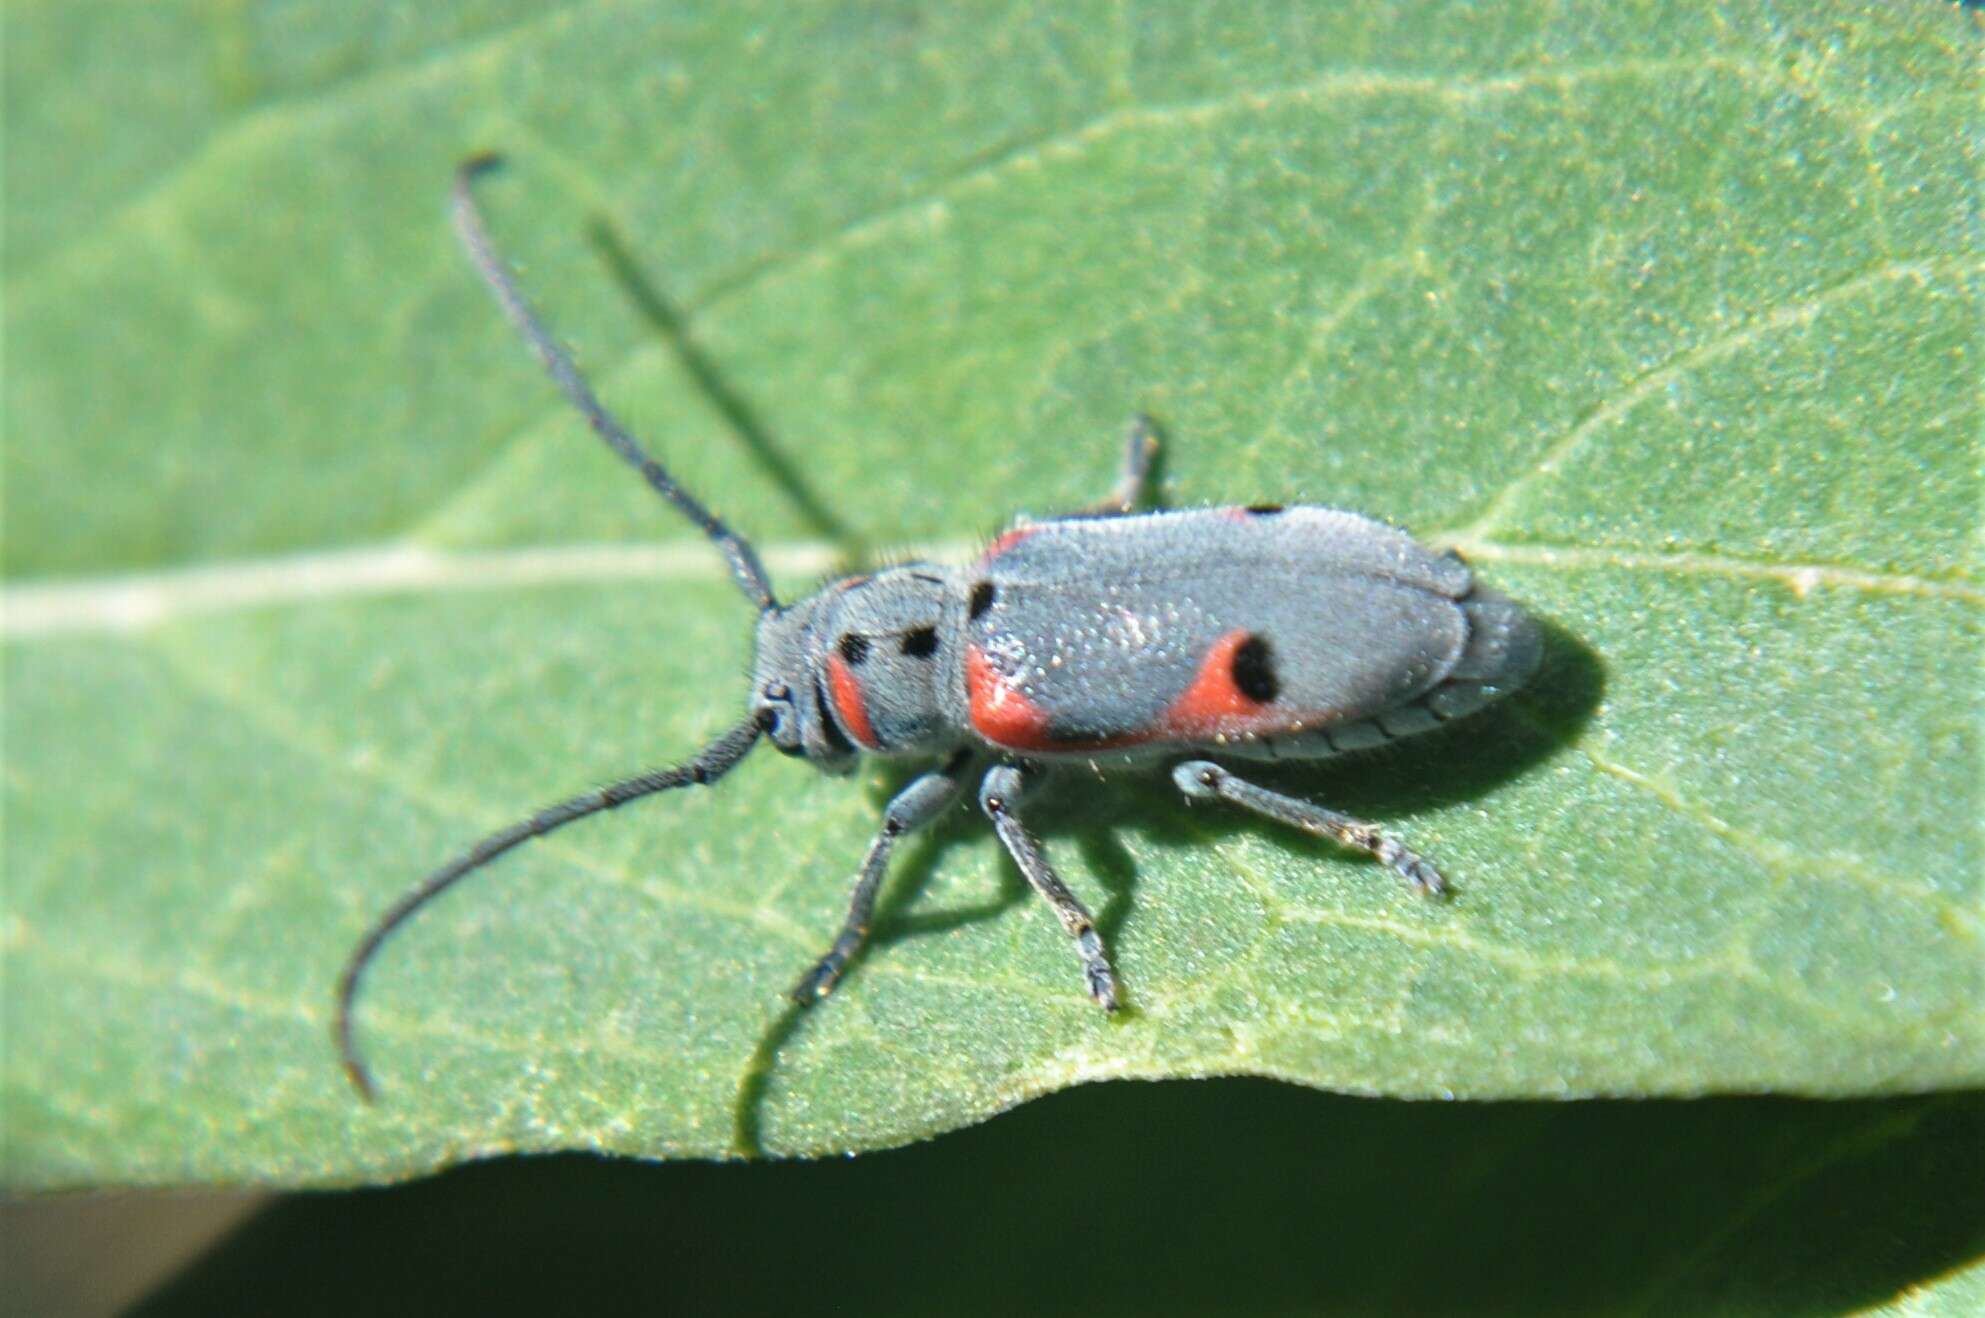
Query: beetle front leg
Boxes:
[
  {"xmin": 978, "ymin": 764, "xmax": 1119, "ymax": 1010},
  {"xmin": 791, "ymin": 752, "xmax": 974, "ymax": 1005},
  {"xmin": 1173, "ymin": 760, "xmax": 1447, "ymax": 896}
]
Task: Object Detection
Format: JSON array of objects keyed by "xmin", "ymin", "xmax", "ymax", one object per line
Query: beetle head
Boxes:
[
  {"xmin": 750, "ymin": 567, "xmax": 960, "ymax": 770},
  {"xmin": 750, "ymin": 599, "xmax": 846, "ymax": 771}
]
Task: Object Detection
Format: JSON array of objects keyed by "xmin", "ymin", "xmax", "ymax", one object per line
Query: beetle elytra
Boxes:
[{"xmin": 334, "ymin": 156, "xmax": 1543, "ymax": 1099}]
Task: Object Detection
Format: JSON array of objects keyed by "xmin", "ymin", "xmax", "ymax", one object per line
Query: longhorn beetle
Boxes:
[{"xmin": 334, "ymin": 155, "xmax": 1544, "ymax": 1099}]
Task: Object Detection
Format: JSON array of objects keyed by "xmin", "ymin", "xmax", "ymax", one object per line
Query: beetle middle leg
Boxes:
[
  {"xmin": 1172, "ymin": 760, "xmax": 1447, "ymax": 896},
  {"xmin": 791, "ymin": 751, "xmax": 975, "ymax": 1005},
  {"xmin": 979, "ymin": 763, "xmax": 1119, "ymax": 1010}
]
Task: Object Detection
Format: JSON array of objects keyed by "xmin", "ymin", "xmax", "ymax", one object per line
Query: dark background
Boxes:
[{"xmin": 83, "ymin": 1077, "xmax": 1985, "ymax": 1315}]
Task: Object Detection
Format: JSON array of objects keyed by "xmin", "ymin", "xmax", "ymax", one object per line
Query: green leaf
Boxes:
[
  {"xmin": 1858, "ymin": 1258, "xmax": 1985, "ymax": 1318},
  {"xmin": 4, "ymin": 0, "xmax": 1978, "ymax": 1190}
]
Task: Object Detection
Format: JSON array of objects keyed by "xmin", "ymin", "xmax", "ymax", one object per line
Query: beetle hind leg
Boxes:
[
  {"xmin": 1172, "ymin": 760, "xmax": 1447, "ymax": 896},
  {"xmin": 979, "ymin": 764, "xmax": 1119, "ymax": 1010}
]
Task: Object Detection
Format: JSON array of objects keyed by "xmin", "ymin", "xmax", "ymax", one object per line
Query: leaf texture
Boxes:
[{"xmin": 3, "ymin": 0, "xmax": 1978, "ymax": 1187}]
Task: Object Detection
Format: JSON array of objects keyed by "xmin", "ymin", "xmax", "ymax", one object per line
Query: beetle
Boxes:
[{"xmin": 334, "ymin": 155, "xmax": 1543, "ymax": 1099}]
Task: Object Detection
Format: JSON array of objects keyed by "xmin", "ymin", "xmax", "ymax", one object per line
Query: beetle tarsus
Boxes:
[
  {"xmin": 1375, "ymin": 837, "xmax": 1448, "ymax": 898},
  {"xmin": 1079, "ymin": 928, "xmax": 1120, "ymax": 1011}
]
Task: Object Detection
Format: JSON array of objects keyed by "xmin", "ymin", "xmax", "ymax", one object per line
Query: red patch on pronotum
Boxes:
[{"xmin": 825, "ymin": 653, "xmax": 879, "ymax": 749}]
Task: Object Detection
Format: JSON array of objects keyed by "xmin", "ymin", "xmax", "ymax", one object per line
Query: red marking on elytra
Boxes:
[
  {"xmin": 1162, "ymin": 629, "xmax": 1272, "ymax": 736},
  {"xmin": 966, "ymin": 645, "xmax": 1154, "ymax": 753},
  {"xmin": 976, "ymin": 525, "xmax": 1039, "ymax": 566},
  {"xmin": 825, "ymin": 653, "xmax": 879, "ymax": 749},
  {"xmin": 965, "ymin": 645, "xmax": 1057, "ymax": 751}
]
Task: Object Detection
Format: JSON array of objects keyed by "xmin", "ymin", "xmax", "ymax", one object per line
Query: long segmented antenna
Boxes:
[
  {"xmin": 451, "ymin": 153, "xmax": 779, "ymax": 612},
  {"xmin": 336, "ymin": 712, "xmax": 767, "ymax": 1100}
]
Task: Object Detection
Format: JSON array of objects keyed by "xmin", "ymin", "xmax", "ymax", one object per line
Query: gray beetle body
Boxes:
[
  {"xmin": 756, "ymin": 506, "xmax": 1539, "ymax": 773},
  {"xmin": 333, "ymin": 159, "xmax": 1546, "ymax": 1098}
]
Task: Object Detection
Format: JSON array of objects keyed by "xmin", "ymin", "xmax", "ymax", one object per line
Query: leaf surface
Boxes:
[{"xmin": 4, "ymin": 0, "xmax": 1978, "ymax": 1187}]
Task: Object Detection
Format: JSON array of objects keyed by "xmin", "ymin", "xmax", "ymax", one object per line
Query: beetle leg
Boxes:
[
  {"xmin": 979, "ymin": 764, "xmax": 1119, "ymax": 1010},
  {"xmin": 1172, "ymin": 760, "xmax": 1447, "ymax": 897},
  {"xmin": 1073, "ymin": 414, "xmax": 1161, "ymax": 517},
  {"xmin": 791, "ymin": 751, "xmax": 975, "ymax": 1005}
]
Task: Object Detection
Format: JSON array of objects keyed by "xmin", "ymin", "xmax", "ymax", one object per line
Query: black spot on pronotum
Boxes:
[
  {"xmin": 1231, "ymin": 633, "xmax": 1279, "ymax": 704},
  {"xmin": 838, "ymin": 633, "xmax": 870, "ymax": 666},
  {"xmin": 969, "ymin": 581, "xmax": 997, "ymax": 619},
  {"xmin": 1245, "ymin": 503, "xmax": 1285, "ymax": 516},
  {"xmin": 900, "ymin": 626, "xmax": 939, "ymax": 658}
]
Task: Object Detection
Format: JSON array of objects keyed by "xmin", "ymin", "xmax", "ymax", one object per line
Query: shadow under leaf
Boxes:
[{"xmin": 139, "ymin": 1081, "xmax": 1985, "ymax": 1318}]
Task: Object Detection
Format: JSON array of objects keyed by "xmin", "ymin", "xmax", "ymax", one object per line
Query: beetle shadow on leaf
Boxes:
[
  {"xmin": 732, "ymin": 764, "xmax": 1157, "ymax": 1152},
  {"xmin": 731, "ymin": 802, "xmax": 1029, "ymax": 1158},
  {"xmin": 869, "ymin": 800, "xmax": 1032, "ymax": 944},
  {"xmin": 859, "ymin": 775, "xmax": 1146, "ymax": 998},
  {"xmin": 733, "ymin": 617, "xmax": 1599, "ymax": 1150},
  {"xmin": 1012, "ymin": 614, "xmax": 1603, "ymax": 901},
  {"xmin": 587, "ymin": 218, "xmax": 869, "ymax": 563},
  {"xmin": 881, "ymin": 611, "xmax": 1600, "ymax": 949},
  {"xmin": 1254, "ymin": 612, "xmax": 1603, "ymax": 822}
]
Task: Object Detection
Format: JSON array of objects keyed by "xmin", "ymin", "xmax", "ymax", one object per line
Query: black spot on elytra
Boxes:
[
  {"xmin": 1231, "ymin": 634, "xmax": 1279, "ymax": 704},
  {"xmin": 969, "ymin": 581, "xmax": 997, "ymax": 619},
  {"xmin": 838, "ymin": 633, "xmax": 870, "ymax": 666},
  {"xmin": 900, "ymin": 626, "xmax": 939, "ymax": 658},
  {"xmin": 1245, "ymin": 503, "xmax": 1285, "ymax": 516}
]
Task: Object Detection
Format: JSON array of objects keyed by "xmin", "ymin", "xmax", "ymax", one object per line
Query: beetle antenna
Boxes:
[
  {"xmin": 452, "ymin": 154, "xmax": 779, "ymax": 613},
  {"xmin": 335, "ymin": 711, "xmax": 768, "ymax": 1101}
]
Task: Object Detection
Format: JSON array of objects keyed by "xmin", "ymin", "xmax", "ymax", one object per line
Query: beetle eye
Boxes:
[{"xmin": 758, "ymin": 683, "xmax": 802, "ymax": 748}]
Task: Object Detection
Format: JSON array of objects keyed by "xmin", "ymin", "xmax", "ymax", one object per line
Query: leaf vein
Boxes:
[
  {"xmin": 1566, "ymin": 736, "xmax": 1973, "ymax": 919},
  {"xmin": 1444, "ymin": 256, "xmax": 1974, "ymax": 542},
  {"xmin": 3, "ymin": 0, "xmax": 618, "ymax": 300},
  {"xmin": 143, "ymin": 637, "xmax": 820, "ymax": 948},
  {"xmin": 1448, "ymin": 538, "xmax": 1983, "ymax": 604}
]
